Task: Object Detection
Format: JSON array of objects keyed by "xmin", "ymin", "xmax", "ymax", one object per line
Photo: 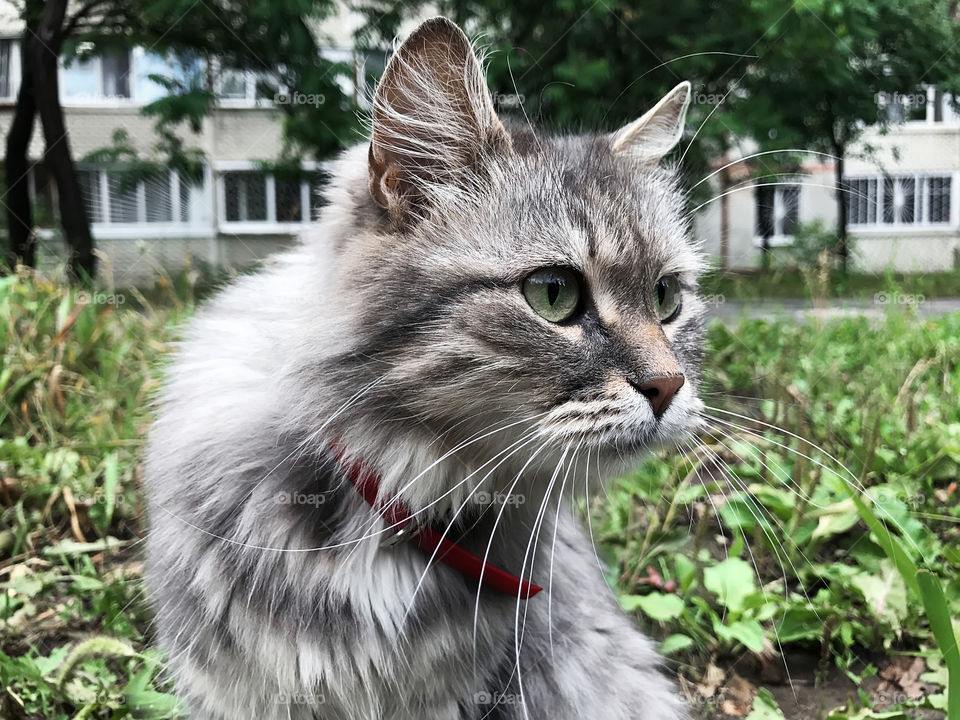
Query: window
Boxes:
[
  {"xmin": 848, "ymin": 175, "xmax": 952, "ymax": 227},
  {"xmin": 217, "ymin": 68, "xmax": 250, "ymax": 99},
  {"xmin": 847, "ymin": 178, "xmax": 878, "ymax": 225},
  {"xmin": 62, "ymin": 50, "xmax": 132, "ymax": 102},
  {"xmin": 144, "ymin": 172, "xmax": 174, "ymax": 223},
  {"xmin": 928, "ymin": 177, "xmax": 952, "ymax": 223},
  {"xmin": 135, "ymin": 51, "xmax": 204, "ymax": 104},
  {"xmin": 0, "ymin": 39, "xmax": 13, "ymax": 99},
  {"xmin": 108, "ymin": 173, "xmax": 139, "ymax": 223},
  {"xmin": 76, "ymin": 169, "xmax": 103, "ymax": 223},
  {"xmin": 215, "ymin": 66, "xmax": 266, "ymax": 104},
  {"xmin": 101, "ymin": 52, "xmax": 130, "ymax": 98},
  {"xmin": 877, "ymin": 92, "xmax": 927, "ymax": 124},
  {"xmin": 883, "ymin": 177, "xmax": 915, "ymax": 224},
  {"xmin": 274, "ymin": 178, "xmax": 303, "ymax": 223},
  {"xmin": 755, "ymin": 184, "xmax": 800, "ymax": 241},
  {"xmin": 224, "ymin": 172, "xmax": 268, "ymax": 221},
  {"xmin": 76, "ymin": 166, "xmax": 203, "ymax": 226},
  {"xmin": 221, "ymin": 169, "xmax": 329, "ymax": 225},
  {"xmin": 62, "ymin": 57, "xmax": 100, "ymax": 101}
]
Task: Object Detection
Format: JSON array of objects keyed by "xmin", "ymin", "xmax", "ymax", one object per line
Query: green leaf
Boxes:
[
  {"xmin": 850, "ymin": 494, "xmax": 920, "ymax": 597},
  {"xmin": 67, "ymin": 574, "xmax": 106, "ymax": 592},
  {"xmin": 811, "ymin": 498, "xmax": 860, "ymax": 540},
  {"xmin": 102, "ymin": 452, "xmax": 120, "ymax": 527},
  {"xmin": 917, "ymin": 570, "xmax": 960, "ymax": 720},
  {"xmin": 674, "ymin": 555, "xmax": 697, "ymax": 592},
  {"xmin": 620, "ymin": 592, "xmax": 685, "ymax": 621},
  {"xmin": 717, "ymin": 496, "xmax": 759, "ymax": 533},
  {"xmin": 122, "ymin": 666, "xmax": 185, "ymax": 718},
  {"xmin": 659, "ymin": 634, "xmax": 694, "ymax": 655},
  {"xmin": 850, "ymin": 560, "xmax": 908, "ymax": 628},
  {"xmin": 745, "ymin": 688, "xmax": 785, "ymax": 720},
  {"xmin": 703, "ymin": 557, "xmax": 756, "ymax": 613},
  {"xmin": 774, "ymin": 607, "xmax": 823, "ymax": 643},
  {"xmin": 716, "ymin": 619, "xmax": 765, "ymax": 652}
]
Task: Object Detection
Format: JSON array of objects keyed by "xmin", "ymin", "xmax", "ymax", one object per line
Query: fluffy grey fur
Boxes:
[{"xmin": 145, "ymin": 17, "xmax": 706, "ymax": 720}]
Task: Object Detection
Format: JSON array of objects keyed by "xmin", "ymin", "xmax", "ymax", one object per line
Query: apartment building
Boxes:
[
  {"xmin": 695, "ymin": 90, "xmax": 960, "ymax": 273},
  {"xmin": 1, "ymin": 0, "xmax": 954, "ymax": 282},
  {"xmin": 0, "ymin": 2, "xmax": 397, "ymax": 285}
]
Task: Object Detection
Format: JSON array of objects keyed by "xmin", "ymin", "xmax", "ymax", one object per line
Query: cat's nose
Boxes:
[{"xmin": 629, "ymin": 373, "xmax": 685, "ymax": 419}]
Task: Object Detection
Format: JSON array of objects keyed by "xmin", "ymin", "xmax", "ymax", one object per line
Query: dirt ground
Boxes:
[{"xmin": 682, "ymin": 648, "xmax": 945, "ymax": 719}]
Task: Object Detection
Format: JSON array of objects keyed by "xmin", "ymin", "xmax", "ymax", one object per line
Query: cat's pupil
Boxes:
[
  {"xmin": 547, "ymin": 281, "xmax": 561, "ymax": 306},
  {"xmin": 657, "ymin": 280, "xmax": 666, "ymax": 306}
]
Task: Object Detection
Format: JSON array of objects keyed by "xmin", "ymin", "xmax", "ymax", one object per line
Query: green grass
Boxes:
[
  {"xmin": 0, "ymin": 270, "xmax": 189, "ymax": 719},
  {"xmin": 596, "ymin": 308, "xmax": 960, "ymax": 717},
  {"xmin": 700, "ymin": 267, "xmax": 960, "ymax": 301},
  {"xmin": 1, "ymin": 269, "xmax": 958, "ymax": 719}
]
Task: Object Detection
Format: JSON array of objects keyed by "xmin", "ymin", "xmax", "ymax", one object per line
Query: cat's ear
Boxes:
[
  {"xmin": 368, "ymin": 17, "xmax": 511, "ymax": 214},
  {"xmin": 610, "ymin": 81, "xmax": 691, "ymax": 162}
]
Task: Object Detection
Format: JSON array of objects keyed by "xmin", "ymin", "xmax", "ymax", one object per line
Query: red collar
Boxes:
[{"xmin": 331, "ymin": 441, "xmax": 542, "ymax": 600}]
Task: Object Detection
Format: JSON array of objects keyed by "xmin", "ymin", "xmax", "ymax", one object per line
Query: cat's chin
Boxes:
[{"xmin": 589, "ymin": 409, "xmax": 706, "ymax": 473}]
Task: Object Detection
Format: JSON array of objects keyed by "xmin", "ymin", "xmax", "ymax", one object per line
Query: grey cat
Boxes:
[{"xmin": 145, "ymin": 16, "xmax": 706, "ymax": 720}]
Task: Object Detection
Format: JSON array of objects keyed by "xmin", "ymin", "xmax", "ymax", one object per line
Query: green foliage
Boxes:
[
  {"xmin": 66, "ymin": 0, "xmax": 359, "ymax": 168},
  {"xmin": 916, "ymin": 571, "xmax": 960, "ymax": 718},
  {"xmin": 2, "ymin": 270, "xmax": 959, "ymax": 718},
  {"xmin": 598, "ymin": 308, "xmax": 960, "ymax": 715},
  {"xmin": 787, "ymin": 220, "xmax": 844, "ymax": 270},
  {"xmin": 0, "ymin": 270, "xmax": 189, "ymax": 717},
  {"xmin": 700, "ymin": 269, "xmax": 960, "ymax": 301},
  {"xmin": 366, "ymin": 0, "xmax": 960, "ymax": 258}
]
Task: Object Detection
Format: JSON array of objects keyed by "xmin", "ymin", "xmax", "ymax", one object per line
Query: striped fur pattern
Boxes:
[{"xmin": 145, "ymin": 16, "xmax": 703, "ymax": 720}]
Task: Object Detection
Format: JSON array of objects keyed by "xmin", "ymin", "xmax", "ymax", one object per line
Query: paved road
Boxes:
[{"xmin": 706, "ymin": 297, "xmax": 960, "ymax": 323}]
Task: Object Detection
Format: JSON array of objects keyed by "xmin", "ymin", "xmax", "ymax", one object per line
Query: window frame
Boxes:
[
  {"xmin": 0, "ymin": 37, "xmax": 21, "ymax": 101},
  {"xmin": 846, "ymin": 173, "xmax": 955, "ymax": 231},
  {"xmin": 213, "ymin": 59, "xmax": 267, "ymax": 107},
  {"xmin": 59, "ymin": 47, "xmax": 202, "ymax": 107},
  {"xmin": 216, "ymin": 161, "xmax": 327, "ymax": 234},
  {"xmin": 875, "ymin": 87, "xmax": 960, "ymax": 126},
  {"xmin": 72, "ymin": 164, "xmax": 214, "ymax": 239},
  {"xmin": 753, "ymin": 183, "xmax": 801, "ymax": 247}
]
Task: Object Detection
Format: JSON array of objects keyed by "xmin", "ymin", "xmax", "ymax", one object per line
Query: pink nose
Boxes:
[{"xmin": 631, "ymin": 374, "xmax": 685, "ymax": 419}]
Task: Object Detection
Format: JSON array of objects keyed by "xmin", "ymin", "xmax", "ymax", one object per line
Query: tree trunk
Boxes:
[
  {"xmin": 31, "ymin": 0, "xmax": 96, "ymax": 281},
  {"xmin": 833, "ymin": 144, "xmax": 848, "ymax": 275},
  {"xmin": 4, "ymin": 42, "xmax": 37, "ymax": 271}
]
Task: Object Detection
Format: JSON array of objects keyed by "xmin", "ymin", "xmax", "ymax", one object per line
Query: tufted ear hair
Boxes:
[
  {"xmin": 368, "ymin": 17, "xmax": 512, "ymax": 217},
  {"xmin": 610, "ymin": 81, "xmax": 691, "ymax": 162}
]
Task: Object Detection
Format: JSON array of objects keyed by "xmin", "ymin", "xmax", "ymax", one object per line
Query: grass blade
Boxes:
[{"xmin": 916, "ymin": 570, "xmax": 959, "ymax": 719}]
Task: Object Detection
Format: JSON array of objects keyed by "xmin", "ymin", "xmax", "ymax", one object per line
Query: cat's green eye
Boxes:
[
  {"xmin": 523, "ymin": 268, "xmax": 582, "ymax": 323},
  {"xmin": 653, "ymin": 274, "xmax": 682, "ymax": 322}
]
